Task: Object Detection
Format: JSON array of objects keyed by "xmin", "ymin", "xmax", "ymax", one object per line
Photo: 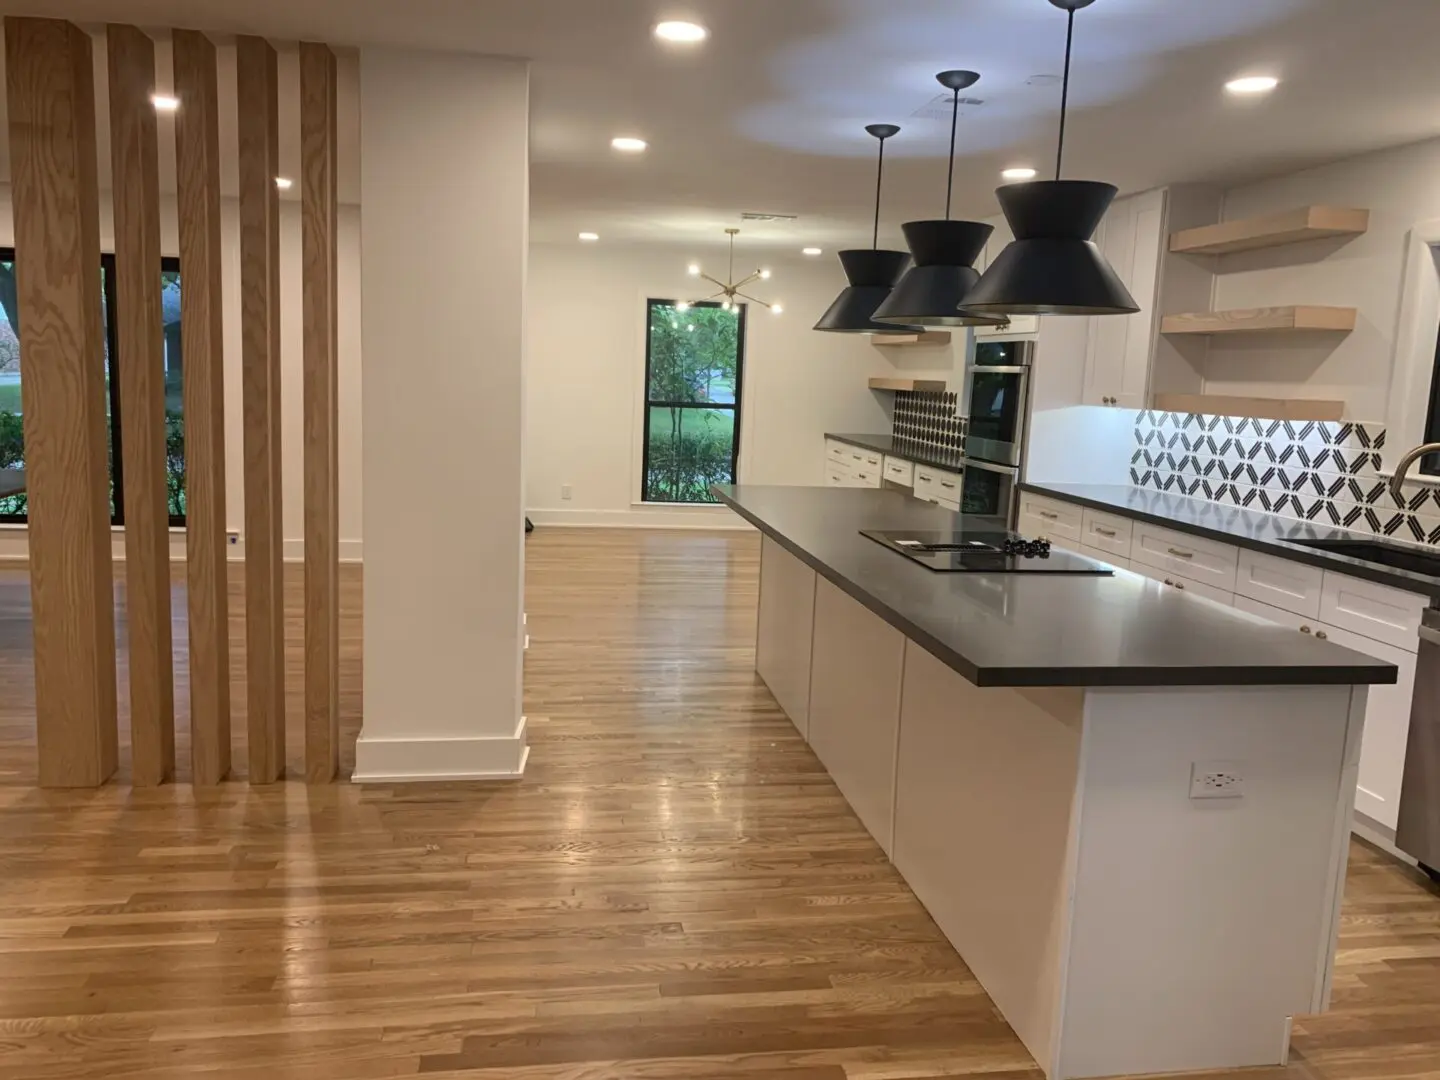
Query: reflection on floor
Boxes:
[{"xmin": 0, "ymin": 529, "xmax": 1435, "ymax": 1079}]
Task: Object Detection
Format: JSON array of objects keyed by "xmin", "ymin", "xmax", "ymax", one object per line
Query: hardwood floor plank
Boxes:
[{"xmin": 0, "ymin": 529, "xmax": 1437, "ymax": 1078}]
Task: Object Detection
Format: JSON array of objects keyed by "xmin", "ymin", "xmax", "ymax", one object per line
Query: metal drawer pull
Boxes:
[
  {"xmin": 1315, "ymin": 630, "xmax": 1328, "ymax": 640},
  {"xmin": 1164, "ymin": 579, "xmax": 1174, "ymax": 586},
  {"xmin": 1174, "ymin": 582, "xmax": 1186, "ymax": 591},
  {"xmin": 1094, "ymin": 526, "xmax": 1118, "ymax": 537},
  {"xmin": 1300, "ymin": 625, "xmax": 1313, "ymax": 635},
  {"xmin": 1039, "ymin": 510, "xmax": 1059, "ymax": 520},
  {"xmin": 940, "ymin": 482, "xmax": 956, "ymax": 490},
  {"xmin": 1167, "ymin": 547, "xmax": 1194, "ymax": 559}
]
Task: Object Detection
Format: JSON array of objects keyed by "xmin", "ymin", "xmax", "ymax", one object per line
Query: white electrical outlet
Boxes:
[
  {"xmin": 561, "ymin": 484, "xmax": 573, "ymax": 501},
  {"xmin": 227, "ymin": 531, "xmax": 240, "ymax": 546},
  {"xmin": 1190, "ymin": 761, "xmax": 1246, "ymax": 800}
]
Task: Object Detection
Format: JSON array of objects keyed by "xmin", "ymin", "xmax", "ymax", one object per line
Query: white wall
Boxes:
[
  {"xmin": 0, "ymin": 184, "xmax": 364, "ymax": 561},
  {"xmin": 525, "ymin": 242, "xmax": 952, "ymax": 527},
  {"xmin": 357, "ymin": 47, "xmax": 529, "ymax": 782},
  {"xmin": 1206, "ymin": 136, "xmax": 1440, "ymax": 424}
]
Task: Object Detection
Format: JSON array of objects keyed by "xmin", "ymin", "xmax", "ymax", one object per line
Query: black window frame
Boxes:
[
  {"xmin": 0, "ymin": 248, "xmax": 183, "ymax": 525},
  {"xmin": 1422, "ymin": 319, "xmax": 1440, "ymax": 476},
  {"xmin": 640, "ymin": 297, "xmax": 746, "ymax": 505}
]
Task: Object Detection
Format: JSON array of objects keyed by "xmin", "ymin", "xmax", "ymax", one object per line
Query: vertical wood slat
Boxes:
[
  {"xmin": 173, "ymin": 29, "xmax": 231, "ymax": 785},
  {"xmin": 301, "ymin": 42, "xmax": 340, "ymax": 783},
  {"xmin": 107, "ymin": 24, "xmax": 176, "ymax": 786},
  {"xmin": 4, "ymin": 18, "xmax": 119, "ymax": 788},
  {"xmin": 236, "ymin": 36, "xmax": 285, "ymax": 783}
]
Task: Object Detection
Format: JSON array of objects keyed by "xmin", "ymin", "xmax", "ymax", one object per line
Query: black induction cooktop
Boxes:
[{"xmin": 861, "ymin": 529, "xmax": 1117, "ymax": 575}]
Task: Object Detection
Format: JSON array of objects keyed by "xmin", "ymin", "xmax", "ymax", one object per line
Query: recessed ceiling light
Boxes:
[
  {"xmin": 1225, "ymin": 75, "xmax": 1279, "ymax": 95},
  {"xmin": 1002, "ymin": 167, "xmax": 1037, "ymax": 181},
  {"xmin": 771, "ymin": 304, "xmax": 784, "ymax": 315},
  {"xmin": 687, "ymin": 263, "xmax": 701, "ymax": 276},
  {"xmin": 611, "ymin": 136, "xmax": 648, "ymax": 153},
  {"xmin": 274, "ymin": 176, "xmax": 293, "ymax": 190},
  {"xmin": 654, "ymin": 20, "xmax": 708, "ymax": 43},
  {"xmin": 578, "ymin": 232, "xmax": 600, "ymax": 242},
  {"xmin": 150, "ymin": 93, "xmax": 180, "ymax": 112},
  {"xmin": 802, "ymin": 247, "xmax": 823, "ymax": 256}
]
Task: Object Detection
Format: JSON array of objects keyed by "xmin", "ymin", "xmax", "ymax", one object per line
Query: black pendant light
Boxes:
[
  {"xmin": 814, "ymin": 124, "xmax": 920, "ymax": 334},
  {"xmin": 872, "ymin": 71, "xmax": 1006, "ymax": 328},
  {"xmin": 962, "ymin": 0, "xmax": 1138, "ymax": 317}
]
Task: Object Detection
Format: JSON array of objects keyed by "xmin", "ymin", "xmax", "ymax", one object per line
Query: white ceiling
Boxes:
[{"xmin": 5, "ymin": 0, "xmax": 1440, "ymax": 254}]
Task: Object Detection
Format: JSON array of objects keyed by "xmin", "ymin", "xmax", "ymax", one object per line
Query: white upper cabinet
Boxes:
[
  {"xmin": 1082, "ymin": 189, "xmax": 1167, "ymax": 408},
  {"xmin": 973, "ymin": 220, "xmax": 1040, "ymax": 339}
]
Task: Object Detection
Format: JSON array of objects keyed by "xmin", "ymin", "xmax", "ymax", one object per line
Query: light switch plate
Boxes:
[{"xmin": 1190, "ymin": 760, "xmax": 1246, "ymax": 799}]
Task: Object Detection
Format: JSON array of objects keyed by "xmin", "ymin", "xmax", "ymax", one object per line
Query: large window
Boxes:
[
  {"xmin": 642, "ymin": 299, "xmax": 745, "ymax": 504},
  {"xmin": 0, "ymin": 249, "xmax": 184, "ymax": 524}
]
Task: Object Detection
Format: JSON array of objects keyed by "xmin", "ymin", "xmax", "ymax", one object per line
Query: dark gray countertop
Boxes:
[
  {"xmin": 1021, "ymin": 482, "xmax": 1440, "ymax": 600},
  {"xmin": 714, "ymin": 484, "xmax": 1396, "ymax": 689},
  {"xmin": 827, "ymin": 433, "xmax": 965, "ymax": 473}
]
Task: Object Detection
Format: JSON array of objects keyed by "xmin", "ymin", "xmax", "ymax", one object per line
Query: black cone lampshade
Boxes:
[
  {"xmin": 815, "ymin": 123, "xmax": 920, "ymax": 334},
  {"xmin": 963, "ymin": 0, "xmax": 1139, "ymax": 318},
  {"xmin": 874, "ymin": 70, "xmax": 1007, "ymax": 328},
  {"xmin": 815, "ymin": 249, "xmax": 916, "ymax": 333},
  {"xmin": 961, "ymin": 180, "xmax": 1137, "ymax": 316}
]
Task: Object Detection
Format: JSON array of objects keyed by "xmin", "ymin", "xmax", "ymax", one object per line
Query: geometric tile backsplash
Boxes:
[
  {"xmin": 1132, "ymin": 410, "xmax": 1440, "ymax": 545},
  {"xmin": 892, "ymin": 390, "xmax": 967, "ymax": 456}
]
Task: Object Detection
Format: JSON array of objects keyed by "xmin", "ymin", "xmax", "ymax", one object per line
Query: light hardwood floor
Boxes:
[{"xmin": 0, "ymin": 528, "xmax": 1436, "ymax": 1079}]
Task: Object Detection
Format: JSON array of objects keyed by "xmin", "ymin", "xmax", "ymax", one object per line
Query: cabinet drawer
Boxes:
[
  {"xmin": 1234, "ymin": 549, "xmax": 1324, "ymax": 619},
  {"xmin": 851, "ymin": 464, "xmax": 883, "ymax": 489},
  {"xmin": 825, "ymin": 461, "xmax": 852, "ymax": 487},
  {"xmin": 920, "ymin": 494, "xmax": 961, "ymax": 513},
  {"xmin": 1128, "ymin": 560, "xmax": 1233, "ymax": 605},
  {"xmin": 1232, "ymin": 593, "xmax": 1319, "ymax": 634},
  {"xmin": 914, "ymin": 466, "xmax": 962, "ymax": 502},
  {"xmin": 1079, "ymin": 544, "xmax": 1128, "ymax": 571},
  {"xmin": 1080, "ymin": 509, "xmax": 1133, "ymax": 558},
  {"xmin": 1130, "ymin": 522, "xmax": 1238, "ymax": 592},
  {"xmin": 1016, "ymin": 493, "xmax": 1082, "ymax": 543},
  {"xmin": 825, "ymin": 439, "xmax": 851, "ymax": 464},
  {"xmin": 843, "ymin": 445, "xmax": 884, "ymax": 471},
  {"xmin": 1319, "ymin": 571, "xmax": 1426, "ymax": 653},
  {"xmin": 883, "ymin": 456, "xmax": 914, "ymax": 487}
]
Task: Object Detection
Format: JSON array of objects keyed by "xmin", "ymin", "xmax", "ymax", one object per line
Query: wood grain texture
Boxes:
[
  {"xmin": 867, "ymin": 378, "xmax": 947, "ymax": 393},
  {"xmin": 173, "ymin": 28, "xmax": 231, "ymax": 785},
  {"xmin": 1160, "ymin": 306, "xmax": 1358, "ymax": 336},
  {"xmin": 869, "ymin": 332, "xmax": 952, "ymax": 347},
  {"xmin": 0, "ymin": 529, "xmax": 1437, "ymax": 1079},
  {"xmin": 1170, "ymin": 206, "xmax": 1370, "ymax": 256},
  {"xmin": 300, "ymin": 41, "xmax": 341, "ymax": 785},
  {"xmin": 4, "ymin": 17, "xmax": 119, "ymax": 788},
  {"xmin": 236, "ymin": 35, "xmax": 285, "ymax": 785},
  {"xmin": 1149, "ymin": 394, "xmax": 1346, "ymax": 423},
  {"xmin": 107, "ymin": 23, "xmax": 176, "ymax": 786}
]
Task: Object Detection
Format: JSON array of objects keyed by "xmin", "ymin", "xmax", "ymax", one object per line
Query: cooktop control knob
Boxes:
[{"xmin": 1003, "ymin": 537, "xmax": 1052, "ymax": 559}]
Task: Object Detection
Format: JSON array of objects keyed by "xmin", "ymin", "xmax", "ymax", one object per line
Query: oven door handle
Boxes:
[{"xmin": 960, "ymin": 457, "xmax": 1018, "ymax": 476}]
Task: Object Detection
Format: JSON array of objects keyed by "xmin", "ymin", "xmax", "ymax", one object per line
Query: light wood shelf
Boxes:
[
  {"xmin": 1169, "ymin": 206, "xmax": 1369, "ymax": 256},
  {"xmin": 1150, "ymin": 394, "xmax": 1344, "ymax": 423},
  {"xmin": 868, "ymin": 332, "xmax": 952, "ymax": 347},
  {"xmin": 1160, "ymin": 306, "xmax": 1357, "ymax": 336},
  {"xmin": 868, "ymin": 377, "xmax": 948, "ymax": 393}
]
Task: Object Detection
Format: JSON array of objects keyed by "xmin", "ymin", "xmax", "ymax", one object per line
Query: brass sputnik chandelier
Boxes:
[{"xmin": 682, "ymin": 228, "xmax": 782, "ymax": 315}]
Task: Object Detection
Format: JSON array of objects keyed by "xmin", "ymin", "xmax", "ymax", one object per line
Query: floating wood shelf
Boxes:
[
  {"xmin": 868, "ymin": 331, "xmax": 952, "ymax": 347},
  {"xmin": 1150, "ymin": 394, "xmax": 1345, "ymax": 423},
  {"xmin": 1169, "ymin": 206, "xmax": 1369, "ymax": 256},
  {"xmin": 1160, "ymin": 306, "xmax": 1357, "ymax": 336},
  {"xmin": 868, "ymin": 377, "xmax": 948, "ymax": 393}
]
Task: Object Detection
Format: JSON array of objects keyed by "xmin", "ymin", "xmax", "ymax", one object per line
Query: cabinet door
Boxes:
[
  {"xmin": 1082, "ymin": 207, "xmax": 1136, "ymax": 407},
  {"xmin": 1313, "ymin": 622, "xmax": 1416, "ymax": 830},
  {"xmin": 1080, "ymin": 544, "xmax": 1129, "ymax": 571},
  {"xmin": 1128, "ymin": 559, "xmax": 1233, "ymax": 605},
  {"xmin": 1081, "ymin": 190, "xmax": 1165, "ymax": 409}
]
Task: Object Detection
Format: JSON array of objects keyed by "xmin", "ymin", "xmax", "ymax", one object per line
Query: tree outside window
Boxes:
[{"xmin": 642, "ymin": 299, "xmax": 745, "ymax": 504}]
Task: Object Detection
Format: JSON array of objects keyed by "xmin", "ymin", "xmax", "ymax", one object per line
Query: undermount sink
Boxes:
[{"xmin": 1287, "ymin": 537, "xmax": 1440, "ymax": 577}]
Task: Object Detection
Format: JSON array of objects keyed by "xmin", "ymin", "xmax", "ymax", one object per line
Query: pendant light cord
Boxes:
[
  {"xmin": 1055, "ymin": 7, "xmax": 1075, "ymax": 181},
  {"xmin": 945, "ymin": 89, "xmax": 959, "ymax": 220},
  {"xmin": 872, "ymin": 136, "xmax": 886, "ymax": 249}
]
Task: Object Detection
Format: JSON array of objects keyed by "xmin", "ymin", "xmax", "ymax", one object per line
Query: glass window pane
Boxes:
[
  {"xmin": 0, "ymin": 255, "xmax": 24, "ymax": 519},
  {"xmin": 645, "ymin": 406, "xmax": 736, "ymax": 504},
  {"xmin": 646, "ymin": 303, "xmax": 741, "ymax": 404},
  {"xmin": 161, "ymin": 268, "xmax": 186, "ymax": 519}
]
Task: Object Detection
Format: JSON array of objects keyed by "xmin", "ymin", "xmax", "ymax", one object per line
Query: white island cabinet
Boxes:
[{"xmin": 724, "ymin": 484, "xmax": 1394, "ymax": 1080}]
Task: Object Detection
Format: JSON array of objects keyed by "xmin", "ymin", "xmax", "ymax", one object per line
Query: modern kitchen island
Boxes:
[{"xmin": 714, "ymin": 484, "xmax": 1398, "ymax": 1080}]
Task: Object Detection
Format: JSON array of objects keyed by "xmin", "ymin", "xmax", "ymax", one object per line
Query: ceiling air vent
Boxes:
[
  {"xmin": 911, "ymin": 95, "xmax": 983, "ymax": 121},
  {"xmin": 740, "ymin": 211, "xmax": 799, "ymax": 223}
]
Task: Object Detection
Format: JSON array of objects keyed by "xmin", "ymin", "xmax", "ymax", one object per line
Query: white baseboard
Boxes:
[
  {"xmin": 526, "ymin": 506, "xmax": 752, "ymax": 530},
  {"xmin": 0, "ymin": 527, "xmax": 363, "ymax": 565},
  {"xmin": 1352, "ymin": 810, "xmax": 1420, "ymax": 867},
  {"xmin": 352, "ymin": 716, "xmax": 529, "ymax": 782}
]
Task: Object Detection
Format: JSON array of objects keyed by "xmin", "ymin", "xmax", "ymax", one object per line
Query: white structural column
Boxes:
[{"xmin": 356, "ymin": 48, "xmax": 530, "ymax": 781}]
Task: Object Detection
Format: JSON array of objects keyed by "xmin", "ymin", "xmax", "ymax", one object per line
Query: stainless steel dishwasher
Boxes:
[{"xmin": 1397, "ymin": 607, "xmax": 1440, "ymax": 882}]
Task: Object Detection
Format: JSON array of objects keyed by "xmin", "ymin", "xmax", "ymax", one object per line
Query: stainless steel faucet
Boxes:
[{"xmin": 1388, "ymin": 442, "xmax": 1440, "ymax": 503}]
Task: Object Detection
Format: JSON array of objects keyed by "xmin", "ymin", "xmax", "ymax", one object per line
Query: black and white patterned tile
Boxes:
[
  {"xmin": 1131, "ymin": 411, "xmax": 1440, "ymax": 544},
  {"xmin": 893, "ymin": 390, "xmax": 967, "ymax": 456}
]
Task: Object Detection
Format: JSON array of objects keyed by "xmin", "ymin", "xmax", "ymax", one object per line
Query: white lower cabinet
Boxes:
[
  {"xmin": 1080, "ymin": 544, "xmax": 1129, "ymax": 570},
  {"xmin": 1127, "ymin": 559, "xmax": 1234, "ymax": 605},
  {"xmin": 1232, "ymin": 593, "xmax": 1419, "ymax": 830}
]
